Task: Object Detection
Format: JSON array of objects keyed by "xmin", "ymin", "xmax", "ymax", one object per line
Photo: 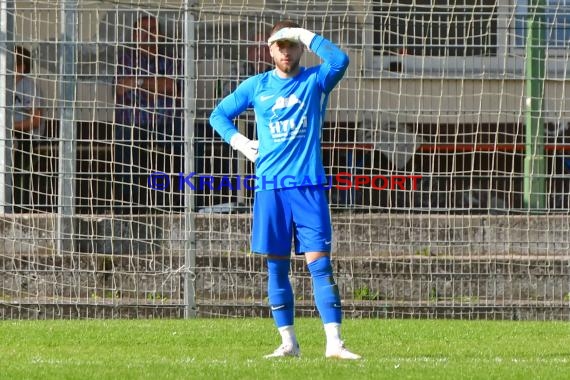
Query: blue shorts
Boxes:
[{"xmin": 251, "ymin": 186, "xmax": 332, "ymax": 256}]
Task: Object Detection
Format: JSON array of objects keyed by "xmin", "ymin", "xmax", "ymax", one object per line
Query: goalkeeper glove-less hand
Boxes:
[
  {"xmin": 230, "ymin": 132, "xmax": 259, "ymax": 163},
  {"xmin": 267, "ymin": 28, "xmax": 316, "ymax": 48}
]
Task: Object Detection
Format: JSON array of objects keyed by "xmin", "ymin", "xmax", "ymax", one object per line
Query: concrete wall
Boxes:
[
  {"xmin": 1, "ymin": 213, "xmax": 569, "ymax": 257},
  {"xmin": 1, "ymin": 213, "xmax": 570, "ymax": 319}
]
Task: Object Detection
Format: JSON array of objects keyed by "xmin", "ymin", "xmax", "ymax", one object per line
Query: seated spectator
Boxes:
[
  {"xmin": 246, "ymin": 32, "xmax": 273, "ymax": 75},
  {"xmin": 220, "ymin": 31, "xmax": 273, "ymax": 97},
  {"xmin": 113, "ymin": 14, "xmax": 184, "ymax": 213}
]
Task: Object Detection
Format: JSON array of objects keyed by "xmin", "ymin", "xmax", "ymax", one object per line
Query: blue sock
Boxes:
[
  {"xmin": 308, "ymin": 256, "xmax": 342, "ymax": 324},
  {"xmin": 267, "ymin": 258, "xmax": 294, "ymax": 328}
]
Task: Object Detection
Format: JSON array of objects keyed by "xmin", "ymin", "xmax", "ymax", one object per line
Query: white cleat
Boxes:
[
  {"xmin": 264, "ymin": 343, "xmax": 301, "ymax": 358},
  {"xmin": 325, "ymin": 341, "xmax": 361, "ymax": 360}
]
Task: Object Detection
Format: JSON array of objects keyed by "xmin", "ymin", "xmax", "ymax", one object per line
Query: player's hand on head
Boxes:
[
  {"xmin": 268, "ymin": 28, "xmax": 301, "ymax": 45},
  {"xmin": 268, "ymin": 28, "xmax": 316, "ymax": 47}
]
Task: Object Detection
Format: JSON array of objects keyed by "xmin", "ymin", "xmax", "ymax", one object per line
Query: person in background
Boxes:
[
  {"xmin": 246, "ymin": 32, "xmax": 273, "ymax": 75},
  {"xmin": 12, "ymin": 45, "xmax": 46, "ymax": 212},
  {"xmin": 114, "ymin": 14, "xmax": 183, "ymax": 213},
  {"xmin": 220, "ymin": 31, "xmax": 273, "ymax": 98}
]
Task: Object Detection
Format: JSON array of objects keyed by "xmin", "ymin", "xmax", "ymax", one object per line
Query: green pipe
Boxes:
[{"xmin": 524, "ymin": 1, "xmax": 546, "ymax": 210}]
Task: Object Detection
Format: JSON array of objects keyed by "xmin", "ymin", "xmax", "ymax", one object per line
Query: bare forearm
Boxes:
[
  {"xmin": 115, "ymin": 77, "xmax": 137, "ymax": 96},
  {"xmin": 143, "ymin": 77, "xmax": 177, "ymax": 96},
  {"xmin": 116, "ymin": 76, "xmax": 177, "ymax": 97},
  {"xmin": 13, "ymin": 110, "xmax": 42, "ymax": 132}
]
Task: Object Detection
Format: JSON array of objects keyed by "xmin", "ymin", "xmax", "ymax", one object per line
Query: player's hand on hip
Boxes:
[
  {"xmin": 267, "ymin": 27, "xmax": 316, "ymax": 48},
  {"xmin": 230, "ymin": 132, "xmax": 259, "ymax": 163}
]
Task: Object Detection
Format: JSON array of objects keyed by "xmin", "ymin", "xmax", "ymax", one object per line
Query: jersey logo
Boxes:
[
  {"xmin": 269, "ymin": 116, "xmax": 307, "ymax": 142},
  {"xmin": 272, "ymin": 94, "xmax": 303, "ymax": 112},
  {"xmin": 260, "ymin": 94, "xmax": 274, "ymax": 101}
]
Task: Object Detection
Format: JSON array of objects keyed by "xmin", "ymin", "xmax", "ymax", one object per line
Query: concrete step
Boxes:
[
  {"xmin": 2, "ymin": 254, "xmax": 570, "ymax": 320},
  {"xmin": 2, "ymin": 299, "xmax": 568, "ymax": 320}
]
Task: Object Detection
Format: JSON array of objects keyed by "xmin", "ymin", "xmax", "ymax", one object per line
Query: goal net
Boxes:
[{"xmin": 1, "ymin": 0, "xmax": 570, "ymax": 320}]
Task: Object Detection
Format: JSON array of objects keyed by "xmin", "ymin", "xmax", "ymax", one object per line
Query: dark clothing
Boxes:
[{"xmin": 113, "ymin": 48, "xmax": 184, "ymax": 213}]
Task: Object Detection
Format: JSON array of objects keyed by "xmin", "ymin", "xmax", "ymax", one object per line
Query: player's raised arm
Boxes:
[{"xmin": 267, "ymin": 27, "xmax": 349, "ymax": 92}]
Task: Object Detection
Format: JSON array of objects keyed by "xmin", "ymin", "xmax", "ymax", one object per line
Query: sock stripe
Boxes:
[{"xmin": 267, "ymin": 259, "xmax": 294, "ymax": 328}]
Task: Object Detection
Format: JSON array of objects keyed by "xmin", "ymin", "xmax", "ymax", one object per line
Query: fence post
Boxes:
[
  {"xmin": 0, "ymin": 0, "xmax": 14, "ymax": 214},
  {"xmin": 184, "ymin": 1, "xmax": 197, "ymax": 318},
  {"xmin": 524, "ymin": 0, "xmax": 546, "ymax": 210},
  {"xmin": 57, "ymin": 0, "xmax": 77, "ymax": 254}
]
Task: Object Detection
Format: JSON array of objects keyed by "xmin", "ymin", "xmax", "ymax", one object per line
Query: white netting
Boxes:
[{"xmin": 1, "ymin": 0, "xmax": 570, "ymax": 320}]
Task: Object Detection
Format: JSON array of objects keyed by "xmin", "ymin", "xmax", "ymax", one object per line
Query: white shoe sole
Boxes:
[{"xmin": 326, "ymin": 350, "xmax": 361, "ymax": 360}]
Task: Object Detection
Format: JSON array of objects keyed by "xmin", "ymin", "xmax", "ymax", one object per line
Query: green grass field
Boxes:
[{"xmin": 1, "ymin": 318, "xmax": 570, "ymax": 379}]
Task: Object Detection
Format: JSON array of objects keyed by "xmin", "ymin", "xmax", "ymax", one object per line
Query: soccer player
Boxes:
[{"xmin": 209, "ymin": 20, "xmax": 360, "ymax": 360}]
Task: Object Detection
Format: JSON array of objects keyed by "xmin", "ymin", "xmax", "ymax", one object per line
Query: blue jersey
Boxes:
[{"xmin": 209, "ymin": 35, "xmax": 349, "ymax": 191}]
